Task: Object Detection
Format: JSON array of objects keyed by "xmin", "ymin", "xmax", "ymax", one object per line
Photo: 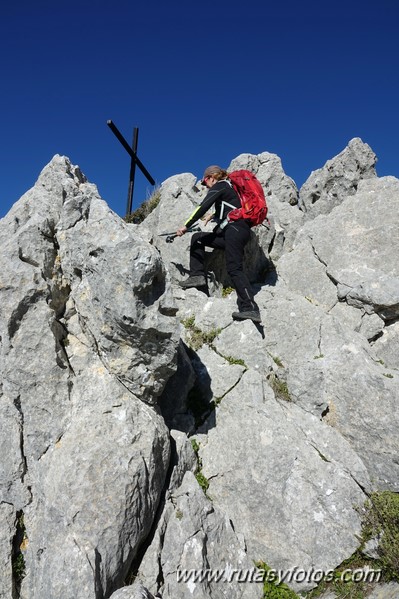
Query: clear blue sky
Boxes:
[{"xmin": 1, "ymin": 0, "xmax": 398, "ymax": 219}]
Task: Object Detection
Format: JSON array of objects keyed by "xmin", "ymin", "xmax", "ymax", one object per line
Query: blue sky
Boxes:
[{"xmin": 1, "ymin": 0, "xmax": 398, "ymax": 219}]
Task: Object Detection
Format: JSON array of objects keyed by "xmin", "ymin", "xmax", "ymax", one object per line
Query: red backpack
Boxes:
[{"xmin": 227, "ymin": 170, "xmax": 268, "ymax": 227}]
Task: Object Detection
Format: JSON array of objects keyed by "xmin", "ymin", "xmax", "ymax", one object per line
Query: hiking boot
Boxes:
[
  {"xmin": 179, "ymin": 275, "xmax": 207, "ymax": 289},
  {"xmin": 232, "ymin": 310, "xmax": 262, "ymax": 323}
]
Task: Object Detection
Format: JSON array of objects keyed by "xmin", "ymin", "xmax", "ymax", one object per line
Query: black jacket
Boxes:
[{"xmin": 184, "ymin": 180, "xmax": 241, "ymax": 229}]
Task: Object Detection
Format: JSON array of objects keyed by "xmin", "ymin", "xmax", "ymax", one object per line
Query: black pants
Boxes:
[{"xmin": 189, "ymin": 220, "xmax": 259, "ymax": 312}]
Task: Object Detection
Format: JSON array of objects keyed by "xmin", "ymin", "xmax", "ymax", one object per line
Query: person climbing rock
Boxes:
[{"xmin": 176, "ymin": 165, "xmax": 261, "ymax": 323}]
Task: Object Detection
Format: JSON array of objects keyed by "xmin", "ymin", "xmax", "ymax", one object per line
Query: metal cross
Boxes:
[{"xmin": 107, "ymin": 120, "xmax": 155, "ymax": 217}]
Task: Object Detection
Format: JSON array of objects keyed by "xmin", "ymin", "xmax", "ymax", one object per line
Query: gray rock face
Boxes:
[
  {"xmin": 199, "ymin": 370, "xmax": 369, "ymax": 590},
  {"xmin": 372, "ymin": 321, "xmax": 399, "ymax": 369},
  {"xmin": 270, "ymin": 167, "xmax": 399, "ymax": 490},
  {"xmin": 252, "ymin": 285, "xmax": 399, "ymax": 490},
  {"xmin": 299, "ymin": 137, "xmax": 377, "ymax": 218},
  {"xmin": 0, "ymin": 504, "xmax": 15, "ymax": 599},
  {"xmin": 137, "ymin": 471, "xmax": 261, "ymax": 599},
  {"xmin": 109, "ymin": 580, "xmax": 156, "ymax": 599},
  {"xmin": 0, "ymin": 156, "xmax": 179, "ymax": 598},
  {"xmin": 1, "ymin": 141, "xmax": 398, "ymax": 599},
  {"xmin": 367, "ymin": 582, "xmax": 399, "ymax": 598},
  {"xmin": 279, "ymin": 176, "xmax": 399, "ymax": 342}
]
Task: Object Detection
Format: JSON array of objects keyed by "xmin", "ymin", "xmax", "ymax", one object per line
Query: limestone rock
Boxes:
[
  {"xmin": 372, "ymin": 321, "xmax": 399, "ymax": 370},
  {"xmin": 278, "ymin": 175, "xmax": 399, "ymax": 347},
  {"xmin": 0, "ymin": 504, "xmax": 15, "ymax": 599},
  {"xmin": 199, "ymin": 369, "xmax": 370, "ymax": 592},
  {"xmin": 367, "ymin": 582, "xmax": 399, "ymax": 598},
  {"xmin": 137, "ymin": 471, "xmax": 261, "ymax": 599},
  {"xmin": 109, "ymin": 580, "xmax": 156, "ymax": 598},
  {"xmin": 251, "ymin": 283, "xmax": 399, "ymax": 490},
  {"xmin": 0, "ymin": 155, "xmax": 179, "ymax": 598},
  {"xmin": 1, "ymin": 143, "xmax": 398, "ymax": 599},
  {"xmin": 140, "ymin": 173, "xmax": 205, "ymax": 283},
  {"xmin": 299, "ymin": 137, "xmax": 377, "ymax": 218}
]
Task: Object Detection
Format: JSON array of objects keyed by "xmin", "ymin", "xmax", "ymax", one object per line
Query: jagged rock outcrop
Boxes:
[
  {"xmin": 299, "ymin": 137, "xmax": 377, "ymax": 219},
  {"xmin": 199, "ymin": 369, "xmax": 370, "ymax": 572},
  {"xmin": 134, "ymin": 139, "xmax": 398, "ymax": 597},
  {"xmin": 109, "ymin": 580, "xmax": 156, "ymax": 599},
  {"xmin": 1, "ymin": 140, "xmax": 398, "ymax": 599},
  {"xmin": 0, "ymin": 156, "xmax": 179, "ymax": 598},
  {"xmin": 273, "ymin": 176, "xmax": 399, "ymax": 489}
]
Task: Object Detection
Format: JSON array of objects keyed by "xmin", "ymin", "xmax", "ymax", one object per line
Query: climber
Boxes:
[{"xmin": 176, "ymin": 165, "xmax": 261, "ymax": 323}]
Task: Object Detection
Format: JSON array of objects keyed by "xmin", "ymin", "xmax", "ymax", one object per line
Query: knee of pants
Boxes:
[
  {"xmin": 226, "ymin": 259, "xmax": 244, "ymax": 277},
  {"xmin": 191, "ymin": 232, "xmax": 205, "ymax": 247}
]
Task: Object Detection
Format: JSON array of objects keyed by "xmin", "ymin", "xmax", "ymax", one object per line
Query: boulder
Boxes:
[
  {"xmin": 278, "ymin": 175, "xmax": 399, "ymax": 347},
  {"xmin": 137, "ymin": 471, "xmax": 261, "ymax": 599},
  {"xmin": 199, "ymin": 369, "xmax": 370, "ymax": 593},
  {"xmin": 228, "ymin": 151, "xmax": 299, "ymax": 205},
  {"xmin": 299, "ymin": 137, "xmax": 377, "ymax": 218},
  {"xmin": 109, "ymin": 580, "xmax": 156, "ymax": 599},
  {"xmin": 248, "ymin": 283, "xmax": 399, "ymax": 490},
  {"xmin": 0, "ymin": 155, "xmax": 179, "ymax": 598}
]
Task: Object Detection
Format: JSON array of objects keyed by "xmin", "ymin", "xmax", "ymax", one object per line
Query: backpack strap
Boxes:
[{"xmin": 219, "ymin": 200, "xmax": 236, "ymax": 220}]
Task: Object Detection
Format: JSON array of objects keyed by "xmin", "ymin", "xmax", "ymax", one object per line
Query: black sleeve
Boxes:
[{"xmin": 184, "ymin": 182, "xmax": 227, "ymax": 229}]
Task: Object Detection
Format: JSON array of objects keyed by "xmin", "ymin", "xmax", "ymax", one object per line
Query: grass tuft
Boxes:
[{"xmin": 124, "ymin": 186, "xmax": 161, "ymax": 224}]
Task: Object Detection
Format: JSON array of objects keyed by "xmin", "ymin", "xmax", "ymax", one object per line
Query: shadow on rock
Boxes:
[{"xmin": 159, "ymin": 342, "xmax": 216, "ymax": 435}]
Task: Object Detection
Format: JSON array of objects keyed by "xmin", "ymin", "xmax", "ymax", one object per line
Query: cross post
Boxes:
[{"xmin": 107, "ymin": 120, "xmax": 155, "ymax": 217}]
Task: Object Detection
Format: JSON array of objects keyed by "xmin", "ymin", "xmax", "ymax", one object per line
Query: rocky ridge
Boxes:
[{"xmin": 0, "ymin": 138, "xmax": 398, "ymax": 599}]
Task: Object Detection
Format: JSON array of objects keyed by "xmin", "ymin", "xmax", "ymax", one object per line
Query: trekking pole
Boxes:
[{"xmin": 158, "ymin": 226, "xmax": 201, "ymax": 243}]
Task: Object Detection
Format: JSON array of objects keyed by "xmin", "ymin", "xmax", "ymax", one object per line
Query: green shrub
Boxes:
[
  {"xmin": 195, "ymin": 471, "xmax": 210, "ymax": 495},
  {"xmin": 223, "ymin": 355, "xmax": 247, "ymax": 367},
  {"xmin": 12, "ymin": 554, "xmax": 25, "ymax": 583},
  {"xmin": 362, "ymin": 491, "xmax": 399, "ymax": 581},
  {"xmin": 255, "ymin": 562, "xmax": 299, "ymax": 598},
  {"xmin": 12, "ymin": 512, "xmax": 26, "ymax": 586},
  {"xmin": 222, "ymin": 286, "xmax": 234, "ymax": 297},
  {"xmin": 181, "ymin": 316, "xmax": 221, "ymax": 351},
  {"xmin": 190, "ymin": 438, "xmax": 210, "ymax": 496},
  {"xmin": 181, "ymin": 315, "xmax": 195, "ymax": 329},
  {"xmin": 268, "ymin": 373, "xmax": 291, "ymax": 401},
  {"xmin": 271, "ymin": 355, "xmax": 284, "ymax": 367}
]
